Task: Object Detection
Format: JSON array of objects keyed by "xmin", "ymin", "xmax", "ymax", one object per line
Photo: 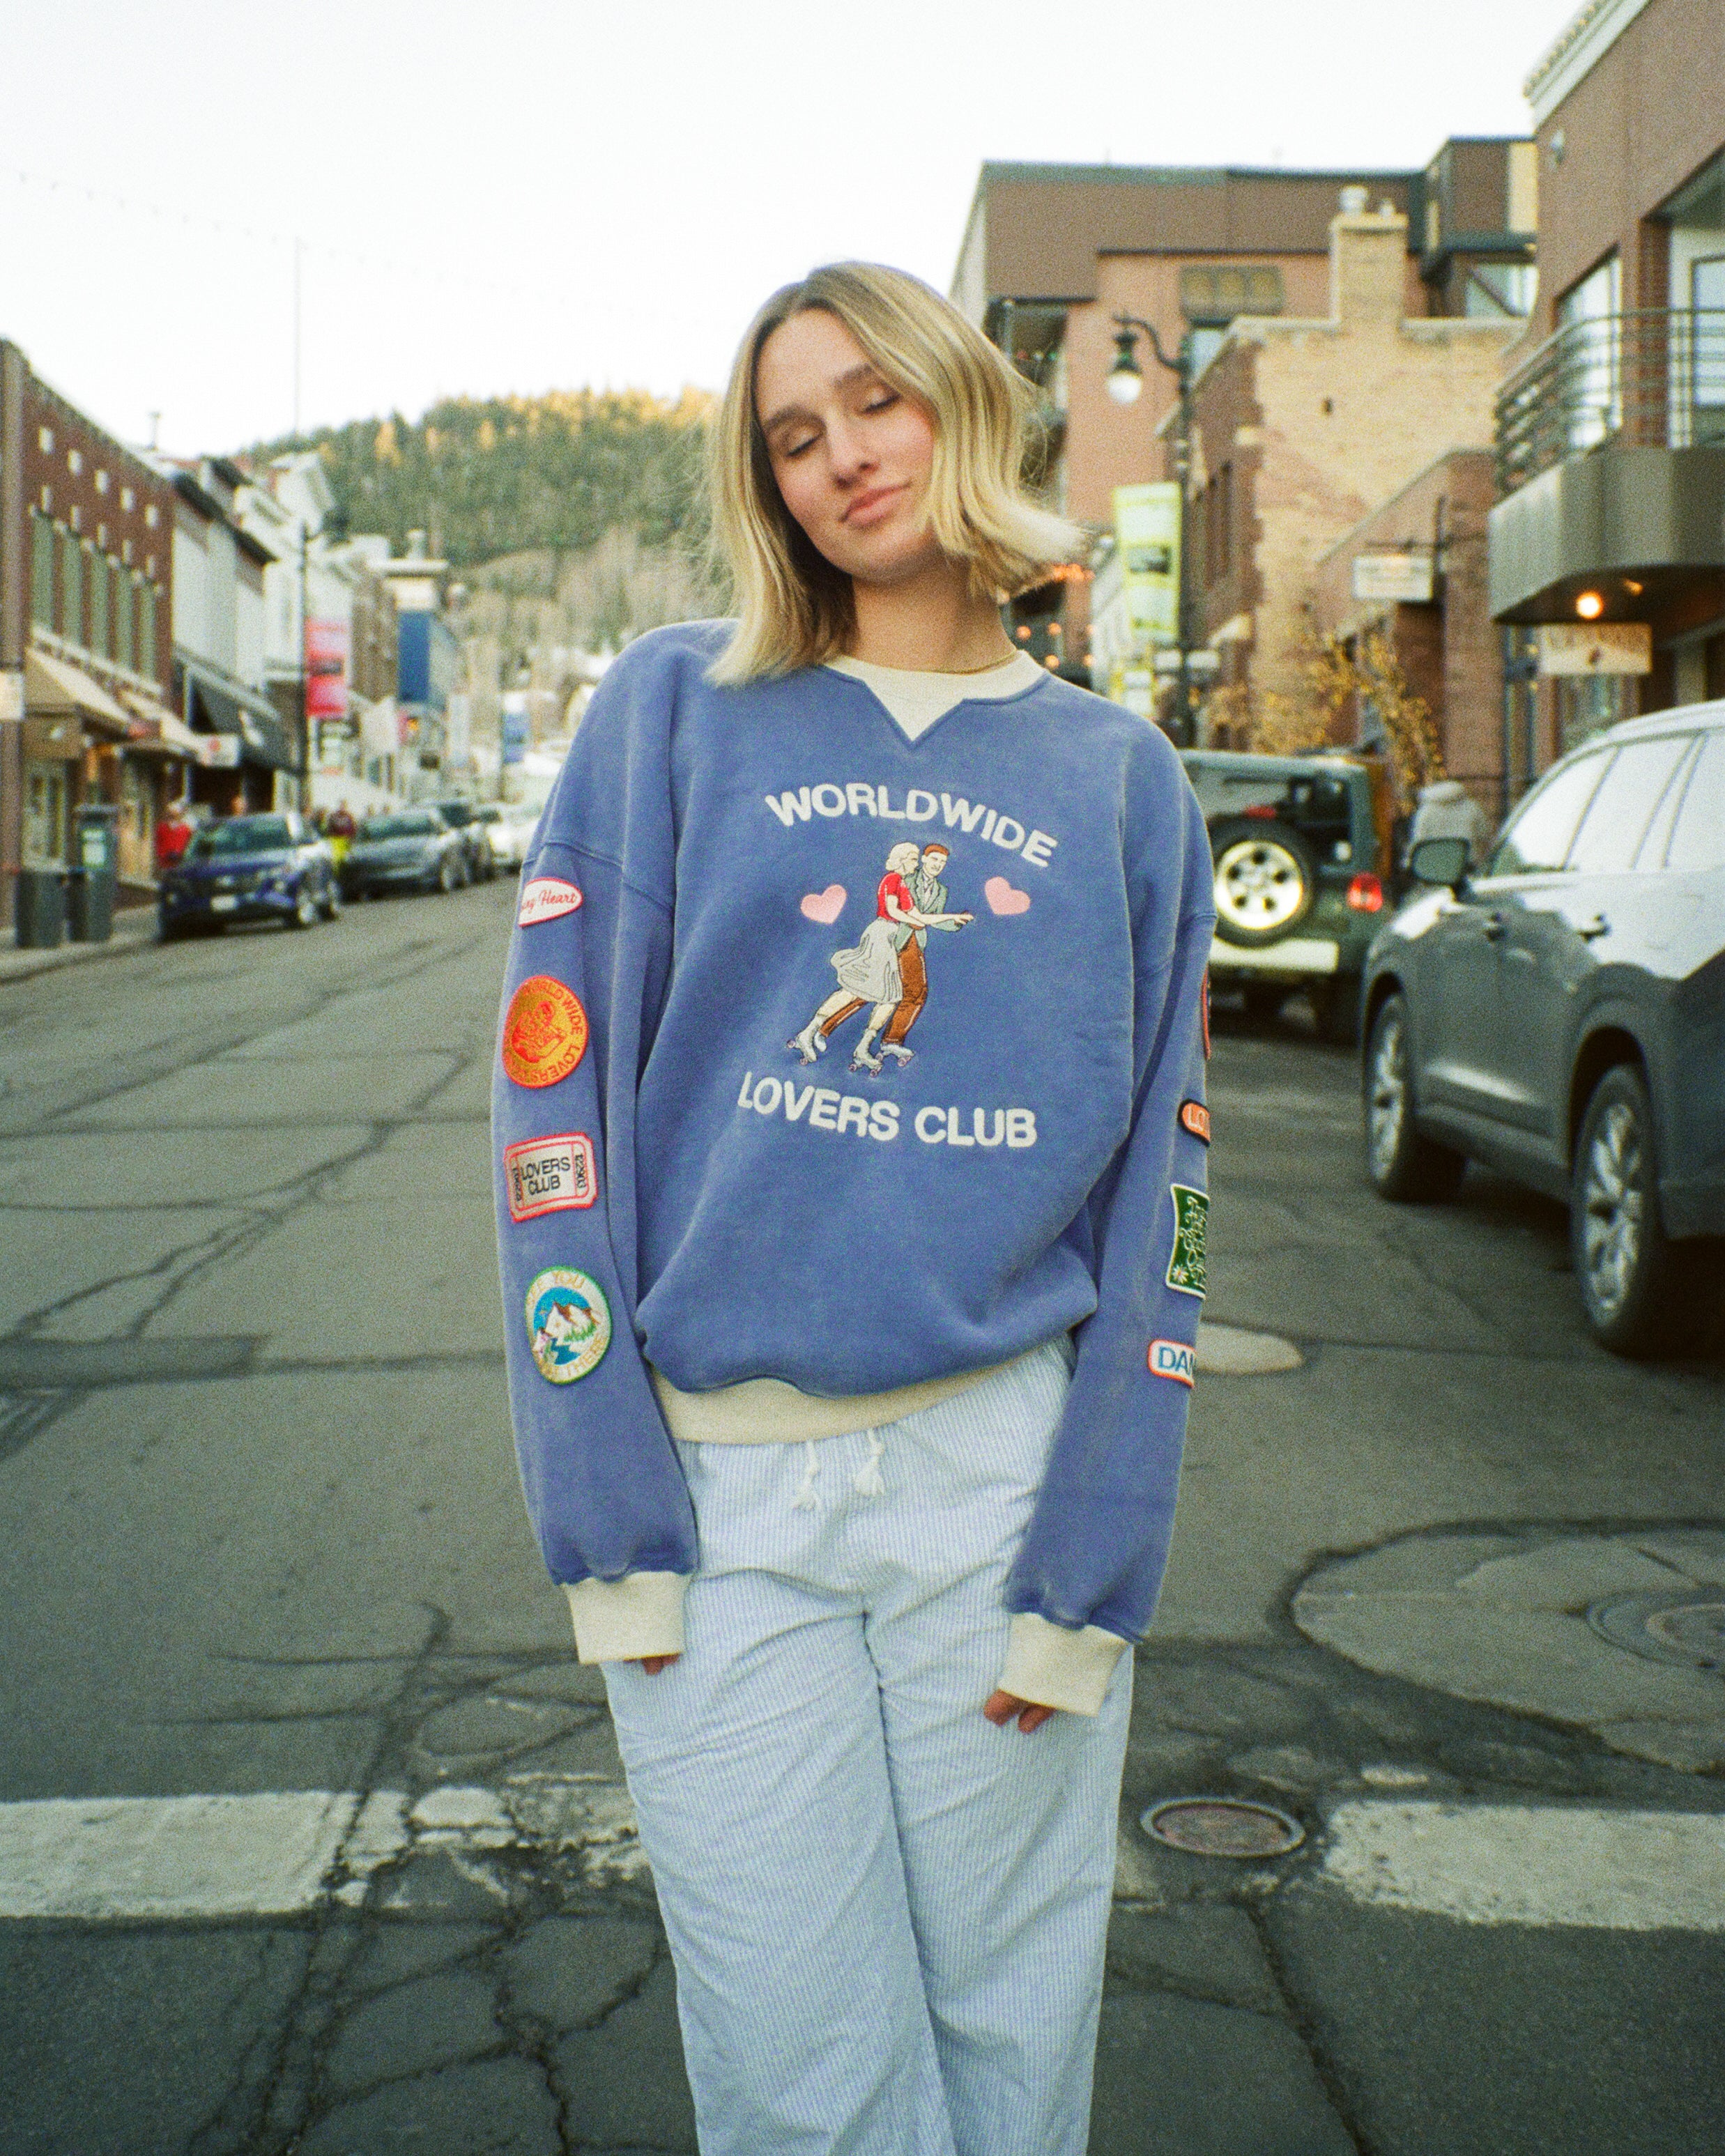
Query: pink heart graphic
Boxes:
[
  {"xmin": 984, "ymin": 875, "xmax": 1030, "ymax": 916},
  {"xmin": 800, "ymin": 884, "xmax": 847, "ymax": 925}
]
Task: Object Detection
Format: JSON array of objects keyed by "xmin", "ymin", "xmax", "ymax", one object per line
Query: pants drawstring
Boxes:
[
  {"xmin": 852, "ymin": 1429, "xmax": 886, "ymax": 1499},
  {"xmin": 790, "ymin": 1440, "xmax": 821, "ymax": 1513}
]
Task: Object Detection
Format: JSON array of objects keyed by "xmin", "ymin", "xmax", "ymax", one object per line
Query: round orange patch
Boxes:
[{"xmin": 501, "ymin": 976, "xmax": 588, "ymax": 1089}]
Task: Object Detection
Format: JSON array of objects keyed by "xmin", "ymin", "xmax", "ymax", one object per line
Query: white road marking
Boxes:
[
  {"xmin": 0, "ymin": 1792, "xmax": 363, "ymax": 1920},
  {"xmin": 5, "ymin": 1790, "xmax": 1722, "ymax": 1931},
  {"xmin": 1196, "ymin": 1322, "xmax": 1303, "ymax": 1375},
  {"xmin": 0, "ymin": 1779, "xmax": 646, "ymax": 1920},
  {"xmin": 1322, "ymin": 1800, "xmax": 1725, "ymax": 1930}
]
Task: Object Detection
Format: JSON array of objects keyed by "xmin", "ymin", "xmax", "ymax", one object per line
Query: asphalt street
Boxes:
[{"xmin": 0, "ymin": 881, "xmax": 1721, "ymax": 2156}]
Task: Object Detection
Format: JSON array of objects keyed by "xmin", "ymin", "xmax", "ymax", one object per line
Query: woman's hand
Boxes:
[
  {"xmin": 631, "ymin": 1654, "xmax": 680, "ymax": 1675},
  {"xmin": 983, "ymin": 1688, "xmax": 1055, "ymax": 1734}
]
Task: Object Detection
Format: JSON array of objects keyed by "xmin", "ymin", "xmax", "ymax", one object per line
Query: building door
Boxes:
[{"xmin": 22, "ymin": 763, "xmax": 67, "ymax": 865}]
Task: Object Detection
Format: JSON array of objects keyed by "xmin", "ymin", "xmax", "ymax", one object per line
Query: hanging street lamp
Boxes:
[{"xmin": 1105, "ymin": 313, "xmax": 1197, "ymax": 744}]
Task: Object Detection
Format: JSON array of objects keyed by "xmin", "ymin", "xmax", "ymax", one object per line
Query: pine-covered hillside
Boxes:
[{"xmin": 254, "ymin": 387, "xmax": 714, "ymax": 571}]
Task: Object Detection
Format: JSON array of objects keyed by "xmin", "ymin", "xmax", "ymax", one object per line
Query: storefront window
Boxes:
[
  {"xmin": 1557, "ymin": 672, "xmax": 1632, "ymax": 753},
  {"xmin": 23, "ymin": 765, "xmax": 67, "ymax": 865}
]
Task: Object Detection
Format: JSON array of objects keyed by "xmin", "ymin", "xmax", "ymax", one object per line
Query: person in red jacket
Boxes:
[{"xmin": 154, "ymin": 801, "xmax": 192, "ymax": 873}]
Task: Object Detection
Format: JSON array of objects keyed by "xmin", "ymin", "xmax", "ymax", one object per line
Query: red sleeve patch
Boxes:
[{"xmin": 1179, "ymin": 1100, "xmax": 1211, "ymax": 1144}]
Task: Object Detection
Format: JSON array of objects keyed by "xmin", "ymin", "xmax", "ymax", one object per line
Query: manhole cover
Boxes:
[
  {"xmin": 1588, "ymin": 1592, "xmax": 1725, "ymax": 1672},
  {"xmin": 1140, "ymin": 1797, "xmax": 1305, "ymax": 1858}
]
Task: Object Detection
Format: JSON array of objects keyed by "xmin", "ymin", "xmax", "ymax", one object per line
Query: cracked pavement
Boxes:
[{"xmin": 1, "ymin": 889, "xmax": 1722, "ymax": 2155}]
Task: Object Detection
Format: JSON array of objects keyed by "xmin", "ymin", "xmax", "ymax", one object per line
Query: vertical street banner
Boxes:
[
  {"xmin": 1112, "ymin": 483, "xmax": 1181, "ymax": 648},
  {"xmin": 304, "ymin": 619, "xmax": 350, "ymax": 720}
]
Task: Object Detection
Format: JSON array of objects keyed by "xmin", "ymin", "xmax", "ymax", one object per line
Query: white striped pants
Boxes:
[{"xmin": 601, "ymin": 1344, "xmax": 1133, "ymax": 2156}]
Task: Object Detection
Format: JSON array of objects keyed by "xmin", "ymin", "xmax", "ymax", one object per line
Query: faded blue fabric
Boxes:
[
  {"xmin": 602, "ymin": 1344, "xmax": 1133, "ymax": 2156},
  {"xmin": 493, "ymin": 620, "xmax": 1214, "ymax": 1645}
]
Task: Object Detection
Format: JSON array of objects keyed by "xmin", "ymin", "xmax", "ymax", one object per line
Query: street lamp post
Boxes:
[{"xmin": 1106, "ymin": 313, "xmax": 1197, "ymax": 745}]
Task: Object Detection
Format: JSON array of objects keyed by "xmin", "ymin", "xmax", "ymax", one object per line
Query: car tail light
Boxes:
[
  {"xmin": 1346, "ymin": 873, "xmax": 1384, "ymax": 913},
  {"xmin": 1242, "ymin": 803, "xmax": 1279, "ymax": 819}
]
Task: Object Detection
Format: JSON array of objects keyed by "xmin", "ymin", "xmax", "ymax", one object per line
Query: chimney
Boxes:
[{"xmin": 1331, "ymin": 192, "xmax": 1408, "ymax": 328}]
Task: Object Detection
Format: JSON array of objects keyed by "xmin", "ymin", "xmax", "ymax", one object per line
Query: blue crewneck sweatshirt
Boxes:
[{"xmin": 492, "ymin": 620, "xmax": 1215, "ymax": 1688}]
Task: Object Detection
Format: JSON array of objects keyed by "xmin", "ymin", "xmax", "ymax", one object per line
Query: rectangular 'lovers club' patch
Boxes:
[
  {"xmin": 504, "ymin": 1133, "xmax": 597, "ymax": 1222},
  {"xmin": 1165, "ymin": 1184, "xmax": 1209, "ymax": 1298}
]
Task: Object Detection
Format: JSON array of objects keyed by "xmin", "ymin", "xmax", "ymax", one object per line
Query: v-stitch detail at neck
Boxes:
[{"xmin": 823, "ymin": 652, "xmax": 1045, "ymax": 742}]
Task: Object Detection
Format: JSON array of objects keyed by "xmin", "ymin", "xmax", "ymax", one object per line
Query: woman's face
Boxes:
[{"xmin": 755, "ymin": 309, "xmax": 941, "ymax": 589}]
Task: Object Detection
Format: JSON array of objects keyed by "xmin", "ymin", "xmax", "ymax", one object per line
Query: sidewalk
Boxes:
[{"xmin": 0, "ymin": 902, "xmax": 158, "ymax": 986}]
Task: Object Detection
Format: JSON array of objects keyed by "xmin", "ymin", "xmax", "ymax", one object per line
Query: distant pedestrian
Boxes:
[
  {"xmin": 1408, "ymin": 778, "xmax": 1489, "ymax": 865},
  {"xmin": 325, "ymin": 799, "xmax": 358, "ymax": 870},
  {"xmin": 493, "ymin": 262, "xmax": 1213, "ymax": 2156},
  {"xmin": 154, "ymin": 801, "xmax": 192, "ymax": 872}
]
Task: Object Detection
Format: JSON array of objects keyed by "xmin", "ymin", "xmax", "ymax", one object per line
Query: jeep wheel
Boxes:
[
  {"xmin": 1211, "ymin": 819, "xmax": 1317, "ymax": 946},
  {"xmin": 1363, "ymin": 992, "xmax": 1466, "ymax": 1201}
]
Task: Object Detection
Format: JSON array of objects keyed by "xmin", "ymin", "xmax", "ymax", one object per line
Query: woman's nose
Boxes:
[{"xmin": 826, "ymin": 420, "xmax": 873, "ymax": 481}]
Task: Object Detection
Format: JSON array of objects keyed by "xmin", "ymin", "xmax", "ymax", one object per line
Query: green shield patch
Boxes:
[{"xmin": 1166, "ymin": 1184, "xmax": 1209, "ymax": 1298}]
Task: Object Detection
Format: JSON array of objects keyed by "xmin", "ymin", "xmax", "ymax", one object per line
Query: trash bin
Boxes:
[
  {"xmin": 70, "ymin": 804, "xmax": 119, "ymax": 944},
  {"xmin": 13, "ymin": 868, "xmax": 66, "ymax": 950}
]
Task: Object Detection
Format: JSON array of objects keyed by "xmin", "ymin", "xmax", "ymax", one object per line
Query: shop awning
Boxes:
[
  {"xmin": 25, "ymin": 648, "xmax": 132, "ymax": 736},
  {"xmin": 119, "ymin": 689, "xmax": 204, "ymax": 757},
  {"xmin": 183, "ymin": 663, "xmax": 296, "ymax": 772}
]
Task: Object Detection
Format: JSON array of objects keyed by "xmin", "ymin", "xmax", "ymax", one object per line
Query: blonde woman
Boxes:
[{"xmin": 493, "ymin": 262, "xmax": 1214, "ymax": 2156}]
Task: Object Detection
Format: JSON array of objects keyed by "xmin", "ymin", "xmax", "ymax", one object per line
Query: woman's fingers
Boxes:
[
  {"xmin": 637, "ymin": 1654, "xmax": 681, "ymax": 1675},
  {"xmin": 982, "ymin": 1688, "xmax": 1054, "ymax": 1734}
]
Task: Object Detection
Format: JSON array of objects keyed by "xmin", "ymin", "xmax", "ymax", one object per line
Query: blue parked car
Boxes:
[
  {"xmin": 158, "ymin": 813, "xmax": 341, "ymax": 939},
  {"xmin": 1361, "ymin": 702, "xmax": 1725, "ymax": 1357}
]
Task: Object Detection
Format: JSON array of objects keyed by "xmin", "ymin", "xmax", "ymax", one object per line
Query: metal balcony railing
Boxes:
[{"xmin": 1494, "ymin": 308, "xmax": 1725, "ymax": 496}]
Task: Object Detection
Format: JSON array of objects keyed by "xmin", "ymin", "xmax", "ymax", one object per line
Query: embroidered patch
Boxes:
[
  {"xmin": 1166, "ymin": 1184, "xmax": 1209, "ymax": 1298},
  {"xmin": 1179, "ymin": 1100, "xmax": 1211, "ymax": 1144},
  {"xmin": 501, "ymin": 977, "xmax": 588, "ymax": 1088},
  {"xmin": 519, "ymin": 877, "xmax": 583, "ymax": 927},
  {"xmin": 1148, "ymin": 1338, "xmax": 1196, "ymax": 1387},
  {"xmin": 1201, "ymin": 971, "xmax": 1211, "ymax": 1059},
  {"xmin": 504, "ymin": 1133, "xmax": 597, "ymax": 1221},
  {"xmin": 525, "ymin": 1267, "xmax": 611, "ymax": 1384}
]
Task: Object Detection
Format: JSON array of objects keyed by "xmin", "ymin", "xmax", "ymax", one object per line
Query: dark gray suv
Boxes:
[{"xmin": 1360, "ymin": 702, "xmax": 1725, "ymax": 1356}]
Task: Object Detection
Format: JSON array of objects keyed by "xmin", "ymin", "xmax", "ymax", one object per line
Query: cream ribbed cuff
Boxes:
[
  {"xmin": 998, "ymin": 1613, "xmax": 1130, "ymax": 1717},
  {"xmin": 564, "ymin": 1571, "xmax": 687, "ymax": 1665}
]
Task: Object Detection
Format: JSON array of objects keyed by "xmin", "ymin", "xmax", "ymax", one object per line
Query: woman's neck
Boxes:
[{"xmin": 845, "ymin": 559, "xmax": 1015, "ymax": 675}]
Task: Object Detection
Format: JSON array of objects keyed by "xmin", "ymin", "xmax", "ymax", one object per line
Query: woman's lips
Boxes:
[{"xmin": 842, "ymin": 484, "xmax": 905, "ymax": 526}]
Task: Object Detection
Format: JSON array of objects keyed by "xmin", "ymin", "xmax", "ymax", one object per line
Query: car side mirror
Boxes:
[{"xmin": 1409, "ymin": 836, "xmax": 1471, "ymax": 890}]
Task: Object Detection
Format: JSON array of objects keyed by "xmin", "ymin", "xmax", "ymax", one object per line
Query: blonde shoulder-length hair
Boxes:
[{"xmin": 706, "ymin": 262, "xmax": 1082, "ymax": 684}]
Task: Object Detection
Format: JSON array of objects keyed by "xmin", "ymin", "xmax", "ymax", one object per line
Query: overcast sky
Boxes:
[{"xmin": 6, "ymin": 0, "xmax": 1572, "ymax": 457}]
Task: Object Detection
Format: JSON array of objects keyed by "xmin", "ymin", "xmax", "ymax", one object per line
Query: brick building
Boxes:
[
  {"xmin": 0, "ymin": 341, "xmax": 194, "ymax": 922},
  {"xmin": 1308, "ymin": 449, "xmax": 1503, "ymax": 813},
  {"xmin": 951, "ymin": 153, "xmax": 1535, "ymax": 697},
  {"xmin": 1183, "ymin": 203, "xmax": 1526, "ymax": 744},
  {"xmin": 1489, "ymin": 0, "xmax": 1725, "ymax": 783}
]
